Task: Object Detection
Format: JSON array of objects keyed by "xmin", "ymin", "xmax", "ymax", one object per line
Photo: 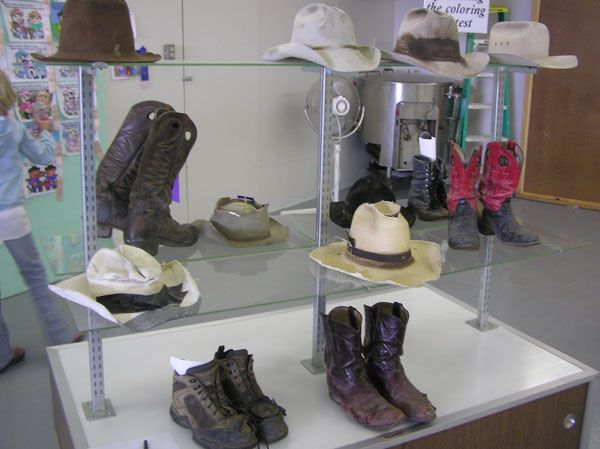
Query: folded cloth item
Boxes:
[{"xmin": 97, "ymin": 284, "xmax": 185, "ymax": 314}]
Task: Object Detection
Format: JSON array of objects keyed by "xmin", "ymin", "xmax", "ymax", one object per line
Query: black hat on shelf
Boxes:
[{"xmin": 330, "ymin": 174, "xmax": 396, "ymax": 229}]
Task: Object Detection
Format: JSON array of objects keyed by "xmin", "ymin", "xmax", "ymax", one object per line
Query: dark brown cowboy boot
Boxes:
[
  {"xmin": 364, "ymin": 302, "xmax": 437, "ymax": 423},
  {"xmin": 125, "ymin": 111, "xmax": 201, "ymax": 255},
  {"xmin": 170, "ymin": 359, "xmax": 258, "ymax": 449},
  {"xmin": 215, "ymin": 346, "xmax": 288, "ymax": 444},
  {"xmin": 322, "ymin": 306, "xmax": 406, "ymax": 429},
  {"xmin": 96, "ymin": 101, "xmax": 174, "ymax": 238}
]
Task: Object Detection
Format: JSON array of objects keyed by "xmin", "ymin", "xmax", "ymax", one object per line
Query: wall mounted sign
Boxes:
[{"xmin": 424, "ymin": 0, "xmax": 490, "ymax": 33}]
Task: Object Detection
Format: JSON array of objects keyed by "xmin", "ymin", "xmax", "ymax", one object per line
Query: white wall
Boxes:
[{"xmin": 100, "ymin": 0, "xmax": 535, "ymax": 222}]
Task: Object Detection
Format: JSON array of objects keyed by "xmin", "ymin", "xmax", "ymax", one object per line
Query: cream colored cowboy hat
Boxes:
[
  {"xmin": 310, "ymin": 201, "xmax": 441, "ymax": 287},
  {"xmin": 49, "ymin": 245, "xmax": 200, "ymax": 331},
  {"xmin": 262, "ymin": 3, "xmax": 380, "ymax": 72},
  {"xmin": 488, "ymin": 21, "xmax": 577, "ymax": 69},
  {"xmin": 381, "ymin": 8, "xmax": 489, "ymax": 79},
  {"xmin": 209, "ymin": 197, "xmax": 289, "ymax": 248}
]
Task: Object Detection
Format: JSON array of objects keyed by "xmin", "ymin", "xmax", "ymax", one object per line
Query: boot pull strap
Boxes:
[
  {"xmin": 216, "ymin": 345, "xmax": 225, "ymax": 359},
  {"xmin": 348, "ymin": 307, "xmax": 358, "ymax": 329},
  {"xmin": 393, "ymin": 302, "xmax": 402, "ymax": 318}
]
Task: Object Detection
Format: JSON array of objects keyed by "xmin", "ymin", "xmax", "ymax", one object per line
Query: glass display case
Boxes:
[{"xmin": 45, "ymin": 60, "xmax": 597, "ymax": 449}]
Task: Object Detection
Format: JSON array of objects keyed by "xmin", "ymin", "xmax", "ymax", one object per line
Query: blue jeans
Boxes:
[{"xmin": 0, "ymin": 232, "xmax": 72, "ymax": 368}]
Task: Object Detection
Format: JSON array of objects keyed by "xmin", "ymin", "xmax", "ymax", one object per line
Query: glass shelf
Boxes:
[
  {"xmin": 64, "ymin": 214, "xmax": 593, "ymax": 332},
  {"xmin": 39, "ymin": 59, "xmax": 537, "ymax": 73}
]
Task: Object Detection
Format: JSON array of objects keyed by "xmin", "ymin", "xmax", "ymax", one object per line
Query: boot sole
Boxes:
[
  {"xmin": 477, "ymin": 219, "xmax": 541, "ymax": 247},
  {"xmin": 328, "ymin": 392, "xmax": 405, "ymax": 430},
  {"xmin": 169, "ymin": 407, "xmax": 258, "ymax": 449}
]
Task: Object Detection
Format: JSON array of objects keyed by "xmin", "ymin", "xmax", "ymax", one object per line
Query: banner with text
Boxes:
[{"xmin": 424, "ymin": 0, "xmax": 490, "ymax": 33}]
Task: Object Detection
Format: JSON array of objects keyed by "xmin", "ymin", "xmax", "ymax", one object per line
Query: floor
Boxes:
[{"xmin": 0, "ymin": 195, "xmax": 599, "ymax": 449}]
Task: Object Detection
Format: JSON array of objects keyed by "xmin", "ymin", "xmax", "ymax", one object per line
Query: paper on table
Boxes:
[
  {"xmin": 170, "ymin": 356, "xmax": 207, "ymax": 375},
  {"xmin": 418, "ymin": 136, "xmax": 437, "ymax": 160},
  {"xmin": 90, "ymin": 433, "xmax": 179, "ymax": 449}
]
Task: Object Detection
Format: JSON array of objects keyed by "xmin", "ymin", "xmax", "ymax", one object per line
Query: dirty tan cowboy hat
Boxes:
[
  {"xmin": 310, "ymin": 201, "xmax": 441, "ymax": 287},
  {"xmin": 209, "ymin": 197, "xmax": 289, "ymax": 248},
  {"xmin": 49, "ymin": 245, "xmax": 200, "ymax": 331},
  {"xmin": 487, "ymin": 21, "xmax": 577, "ymax": 69},
  {"xmin": 262, "ymin": 3, "xmax": 380, "ymax": 72},
  {"xmin": 32, "ymin": 0, "xmax": 160, "ymax": 63},
  {"xmin": 381, "ymin": 8, "xmax": 489, "ymax": 79}
]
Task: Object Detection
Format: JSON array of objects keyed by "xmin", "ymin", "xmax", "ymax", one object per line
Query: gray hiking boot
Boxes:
[
  {"xmin": 215, "ymin": 346, "xmax": 288, "ymax": 444},
  {"xmin": 170, "ymin": 359, "xmax": 258, "ymax": 449}
]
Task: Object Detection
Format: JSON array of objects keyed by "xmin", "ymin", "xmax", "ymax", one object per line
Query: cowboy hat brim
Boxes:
[
  {"xmin": 32, "ymin": 50, "xmax": 161, "ymax": 64},
  {"xmin": 48, "ymin": 260, "xmax": 201, "ymax": 331},
  {"xmin": 263, "ymin": 42, "xmax": 381, "ymax": 72},
  {"xmin": 380, "ymin": 50, "xmax": 489, "ymax": 79},
  {"xmin": 208, "ymin": 218, "xmax": 290, "ymax": 248},
  {"xmin": 309, "ymin": 239, "xmax": 441, "ymax": 287},
  {"xmin": 488, "ymin": 53, "xmax": 578, "ymax": 70}
]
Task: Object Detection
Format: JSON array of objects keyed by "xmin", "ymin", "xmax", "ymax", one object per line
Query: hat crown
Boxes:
[
  {"xmin": 291, "ymin": 3, "xmax": 357, "ymax": 48},
  {"xmin": 489, "ymin": 21, "xmax": 550, "ymax": 60},
  {"xmin": 211, "ymin": 197, "xmax": 271, "ymax": 242},
  {"xmin": 398, "ymin": 8, "xmax": 459, "ymax": 41},
  {"xmin": 349, "ymin": 201, "xmax": 410, "ymax": 255}
]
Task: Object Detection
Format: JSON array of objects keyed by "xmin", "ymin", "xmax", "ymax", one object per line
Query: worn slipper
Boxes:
[{"xmin": 0, "ymin": 346, "xmax": 26, "ymax": 374}]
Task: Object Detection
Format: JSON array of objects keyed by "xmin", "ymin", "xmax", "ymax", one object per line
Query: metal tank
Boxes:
[{"xmin": 360, "ymin": 71, "xmax": 455, "ymax": 172}]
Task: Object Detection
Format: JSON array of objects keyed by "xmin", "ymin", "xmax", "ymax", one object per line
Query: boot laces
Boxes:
[{"xmin": 188, "ymin": 376, "xmax": 237, "ymax": 418}]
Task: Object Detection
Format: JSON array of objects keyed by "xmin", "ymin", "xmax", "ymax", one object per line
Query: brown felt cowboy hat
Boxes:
[
  {"xmin": 381, "ymin": 8, "xmax": 488, "ymax": 79},
  {"xmin": 32, "ymin": 0, "xmax": 160, "ymax": 63}
]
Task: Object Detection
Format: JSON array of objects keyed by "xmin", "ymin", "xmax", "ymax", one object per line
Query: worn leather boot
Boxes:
[
  {"xmin": 170, "ymin": 359, "xmax": 258, "ymax": 449},
  {"xmin": 125, "ymin": 111, "xmax": 201, "ymax": 255},
  {"xmin": 364, "ymin": 302, "xmax": 437, "ymax": 423},
  {"xmin": 478, "ymin": 141, "xmax": 540, "ymax": 246},
  {"xmin": 322, "ymin": 306, "xmax": 406, "ymax": 429},
  {"xmin": 408, "ymin": 155, "xmax": 449, "ymax": 221},
  {"xmin": 447, "ymin": 143, "xmax": 482, "ymax": 250},
  {"xmin": 96, "ymin": 101, "xmax": 174, "ymax": 238},
  {"xmin": 215, "ymin": 346, "xmax": 288, "ymax": 444}
]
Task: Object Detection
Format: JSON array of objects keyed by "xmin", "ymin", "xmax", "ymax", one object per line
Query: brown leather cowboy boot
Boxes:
[
  {"xmin": 322, "ymin": 306, "xmax": 406, "ymax": 429},
  {"xmin": 364, "ymin": 302, "xmax": 437, "ymax": 423},
  {"xmin": 96, "ymin": 100, "xmax": 174, "ymax": 238},
  {"xmin": 125, "ymin": 111, "xmax": 201, "ymax": 255}
]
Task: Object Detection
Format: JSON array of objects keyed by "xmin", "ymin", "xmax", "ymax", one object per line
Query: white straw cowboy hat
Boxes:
[
  {"xmin": 381, "ymin": 8, "xmax": 489, "ymax": 79},
  {"xmin": 262, "ymin": 3, "xmax": 380, "ymax": 72},
  {"xmin": 49, "ymin": 245, "xmax": 200, "ymax": 331},
  {"xmin": 487, "ymin": 21, "xmax": 577, "ymax": 69},
  {"xmin": 310, "ymin": 201, "xmax": 441, "ymax": 287},
  {"xmin": 209, "ymin": 197, "xmax": 289, "ymax": 248}
]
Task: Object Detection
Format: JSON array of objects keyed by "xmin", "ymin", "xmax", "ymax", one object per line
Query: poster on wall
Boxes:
[
  {"xmin": 1, "ymin": 0, "xmax": 49, "ymax": 43},
  {"xmin": 5, "ymin": 42, "xmax": 48, "ymax": 82},
  {"xmin": 60, "ymin": 120, "xmax": 80, "ymax": 156},
  {"xmin": 423, "ymin": 0, "xmax": 490, "ymax": 33},
  {"xmin": 55, "ymin": 82, "xmax": 78, "ymax": 119},
  {"xmin": 22, "ymin": 157, "xmax": 60, "ymax": 198}
]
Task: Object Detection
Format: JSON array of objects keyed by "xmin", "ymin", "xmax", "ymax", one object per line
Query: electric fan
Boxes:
[{"xmin": 304, "ymin": 75, "xmax": 364, "ymax": 201}]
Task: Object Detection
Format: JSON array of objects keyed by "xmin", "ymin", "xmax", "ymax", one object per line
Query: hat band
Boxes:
[
  {"xmin": 395, "ymin": 35, "xmax": 462, "ymax": 62},
  {"xmin": 311, "ymin": 44, "xmax": 360, "ymax": 51},
  {"xmin": 346, "ymin": 240, "xmax": 414, "ymax": 268}
]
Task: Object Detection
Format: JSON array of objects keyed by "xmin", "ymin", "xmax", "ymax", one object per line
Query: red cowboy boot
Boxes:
[
  {"xmin": 478, "ymin": 141, "xmax": 540, "ymax": 246},
  {"xmin": 322, "ymin": 306, "xmax": 406, "ymax": 429},
  {"xmin": 447, "ymin": 142, "xmax": 482, "ymax": 250},
  {"xmin": 363, "ymin": 302, "xmax": 437, "ymax": 423}
]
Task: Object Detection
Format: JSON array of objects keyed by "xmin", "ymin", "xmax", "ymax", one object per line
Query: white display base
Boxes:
[{"xmin": 48, "ymin": 287, "xmax": 596, "ymax": 449}]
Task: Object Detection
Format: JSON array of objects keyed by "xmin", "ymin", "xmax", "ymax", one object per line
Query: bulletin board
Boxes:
[{"xmin": 518, "ymin": 0, "xmax": 600, "ymax": 210}]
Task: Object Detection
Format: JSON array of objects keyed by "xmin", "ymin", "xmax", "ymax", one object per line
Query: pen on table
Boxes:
[{"xmin": 143, "ymin": 440, "xmax": 149, "ymax": 449}]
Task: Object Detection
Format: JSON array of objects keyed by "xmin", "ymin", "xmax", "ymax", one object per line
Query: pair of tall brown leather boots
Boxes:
[
  {"xmin": 322, "ymin": 302, "xmax": 436, "ymax": 429},
  {"xmin": 96, "ymin": 101, "xmax": 201, "ymax": 255}
]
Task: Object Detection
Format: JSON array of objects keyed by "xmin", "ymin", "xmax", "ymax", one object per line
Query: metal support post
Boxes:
[
  {"xmin": 467, "ymin": 67, "xmax": 506, "ymax": 332},
  {"xmin": 302, "ymin": 67, "xmax": 333, "ymax": 374},
  {"xmin": 78, "ymin": 65, "xmax": 116, "ymax": 420}
]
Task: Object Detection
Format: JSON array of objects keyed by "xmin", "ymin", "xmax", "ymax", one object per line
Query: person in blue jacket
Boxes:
[{"xmin": 0, "ymin": 70, "xmax": 79, "ymax": 374}]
